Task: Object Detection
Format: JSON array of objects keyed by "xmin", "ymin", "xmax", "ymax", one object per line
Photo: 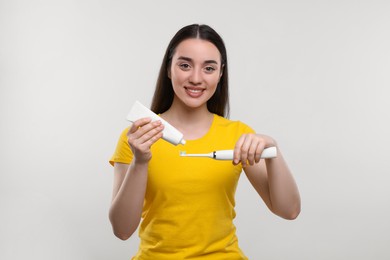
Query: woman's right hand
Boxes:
[{"xmin": 127, "ymin": 117, "xmax": 164, "ymax": 164}]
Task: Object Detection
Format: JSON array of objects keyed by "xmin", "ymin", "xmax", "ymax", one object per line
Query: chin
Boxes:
[{"xmin": 182, "ymin": 98, "xmax": 210, "ymax": 109}]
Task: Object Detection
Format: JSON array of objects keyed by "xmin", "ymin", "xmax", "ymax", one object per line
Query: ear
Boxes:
[
  {"xmin": 219, "ymin": 64, "xmax": 224, "ymax": 79},
  {"xmin": 167, "ymin": 69, "xmax": 171, "ymax": 79}
]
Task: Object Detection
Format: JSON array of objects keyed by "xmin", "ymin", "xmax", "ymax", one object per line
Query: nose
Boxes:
[{"xmin": 188, "ymin": 68, "xmax": 202, "ymax": 85}]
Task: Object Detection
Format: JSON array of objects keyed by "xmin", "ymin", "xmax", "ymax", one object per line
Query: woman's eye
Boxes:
[
  {"xmin": 179, "ymin": 64, "xmax": 190, "ymax": 70},
  {"xmin": 205, "ymin": 66, "xmax": 216, "ymax": 73}
]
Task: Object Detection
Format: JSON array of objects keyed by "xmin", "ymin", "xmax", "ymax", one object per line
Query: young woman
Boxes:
[{"xmin": 109, "ymin": 24, "xmax": 300, "ymax": 259}]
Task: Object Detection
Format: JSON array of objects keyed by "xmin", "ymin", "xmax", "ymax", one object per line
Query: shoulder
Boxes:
[
  {"xmin": 213, "ymin": 114, "xmax": 255, "ymax": 134},
  {"xmin": 109, "ymin": 126, "xmax": 133, "ymax": 166},
  {"xmin": 119, "ymin": 126, "xmax": 131, "ymax": 139}
]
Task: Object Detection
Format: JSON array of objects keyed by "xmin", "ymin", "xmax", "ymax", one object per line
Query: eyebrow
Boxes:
[{"xmin": 177, "ymin": 56, "xmax": 219, "ymax": 65}]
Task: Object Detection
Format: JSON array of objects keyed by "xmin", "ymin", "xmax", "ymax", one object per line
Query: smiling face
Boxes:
[{"xmin": 169, "ymin": 38, "xmax": 223, "ymax": 111}]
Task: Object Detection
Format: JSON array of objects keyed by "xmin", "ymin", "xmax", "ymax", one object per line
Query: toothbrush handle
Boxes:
[
  {"xmin": 260, "ymin": 146, "xmax": 277, "ymax": 159},
  {"xmin": 214, "ymin": 147, "xmax": 277, "ymax": 160},
  {"xmin": 214, "ymin": 150, "xmax": 234, "ymax": 160}
]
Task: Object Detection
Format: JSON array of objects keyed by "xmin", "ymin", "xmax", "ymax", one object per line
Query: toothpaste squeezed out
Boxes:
[{"xmin": 126, "ymin": 101, "xmax": 186, "ymax": 146}]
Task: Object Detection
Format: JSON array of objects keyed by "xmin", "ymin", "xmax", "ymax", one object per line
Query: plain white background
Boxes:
[{"xmin": 1, "ymin": 0, "xmax": 389, "ymax": 259}]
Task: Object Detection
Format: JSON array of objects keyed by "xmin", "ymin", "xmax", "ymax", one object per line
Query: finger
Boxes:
[
  {"xmin": 129, "ymin": 119, "xmax": 161, "ymax": 140},
  {"xmin": 128, "ymin": 124, "xmax": 164, "ymax": 158},
  {"xmin": 233, "ymin": 135, "xmax": 246, "ymax": 165},
  {"xmin": 137, "ymin": 123, "xmax": 164, "ymax": 146},
  {"xmin": 139, "ymin": 129, "xmax": 164, "ymax": 149},
  {"xmin": 247, "ymin": 138, "xmax": 258, "ymax": 166},
  {"xmin": 239, "ymin": 135, "xmax": 252, "ymax": 167},
  {"xmin": 254, "ymin": 141, "xmax": 265, "ymax": 164},
  {"xmin": 127, "ymin": 120, "xmax": 163, "ymax": 148},
  {"xmin": 129, "ymin": 117, "xmax": 152, "ymax": 134}
]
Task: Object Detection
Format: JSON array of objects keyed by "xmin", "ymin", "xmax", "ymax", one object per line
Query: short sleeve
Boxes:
[
  {"xmin": 238, "ymin": 121, "xmax": 256, "ymax": 135},
  {"xmin": 109, "ymin": 127, "xmax": 133, "ymax": 166}
]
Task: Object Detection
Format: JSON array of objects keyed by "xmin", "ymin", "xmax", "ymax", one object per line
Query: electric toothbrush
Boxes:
[{"xmin": 180, "ymin": 147, "xmax": 277, "ymax": 160}]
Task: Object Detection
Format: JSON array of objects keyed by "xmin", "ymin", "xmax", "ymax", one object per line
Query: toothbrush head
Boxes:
[{"xmin": 179, "ymin": 151, "xmax": 211, "ymax": 158}]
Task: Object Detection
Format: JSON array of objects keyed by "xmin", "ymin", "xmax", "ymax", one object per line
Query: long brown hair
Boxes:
[{"xmin": 150, "ymin": 24, "xmax": 230, "ymax": 118}]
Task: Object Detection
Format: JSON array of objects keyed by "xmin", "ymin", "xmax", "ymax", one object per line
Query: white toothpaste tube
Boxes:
[{"xmin": 126, "ymin": 100, "xmax": 186, "ymax": 146}]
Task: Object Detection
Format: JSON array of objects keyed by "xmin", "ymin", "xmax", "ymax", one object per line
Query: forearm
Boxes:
[
  {"xmin": 265, "ymin": 148, "xmax": 301, "ymax": 219},
  {"xmin": 109, "ymin": 162, "xmax": 148, "ymax": 240}
]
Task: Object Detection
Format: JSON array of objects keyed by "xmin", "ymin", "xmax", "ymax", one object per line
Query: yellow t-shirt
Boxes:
[{"xmin": 110, "ymin": 114, "xmax": 255, "ymax": 260}]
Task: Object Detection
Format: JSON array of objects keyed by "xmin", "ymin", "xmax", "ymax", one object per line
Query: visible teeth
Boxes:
[{"xmin": 187, "ymin": 89, "xmax": 202, "ymax": 93}]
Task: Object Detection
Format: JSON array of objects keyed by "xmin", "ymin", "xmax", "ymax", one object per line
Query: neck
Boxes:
[{"xmin": 160, "ymin": 99, "xmax": 214, "ymax": 140}]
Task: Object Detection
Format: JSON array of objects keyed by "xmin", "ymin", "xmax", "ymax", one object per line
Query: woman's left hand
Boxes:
[{"xmin": 233, "ymin": 133, "xmax": 276, "ymax": 167}]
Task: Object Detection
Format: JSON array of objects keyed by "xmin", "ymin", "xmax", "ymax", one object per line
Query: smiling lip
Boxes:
[{"xmin": 184, "ymin": 87, "xmax": 205, "ymax": 98}]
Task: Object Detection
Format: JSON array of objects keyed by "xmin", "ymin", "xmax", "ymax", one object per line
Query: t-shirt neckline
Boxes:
[{"xmin": 184, "ymin": 114, "xmax": 218, "ymax": 143}]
